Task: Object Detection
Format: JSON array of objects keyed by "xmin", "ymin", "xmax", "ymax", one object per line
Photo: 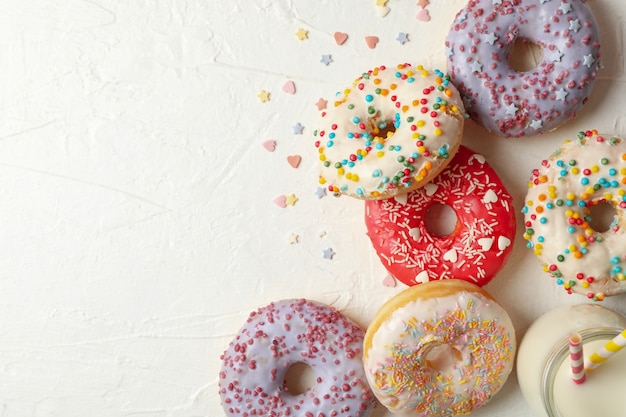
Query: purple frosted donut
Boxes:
[
  {"xmin": 445, "ymin": 0, "xmax": 600, "ymax": 138},
  {"xmin": 218, "ymin": 299, "xmax": 376, "ymax": 417}
]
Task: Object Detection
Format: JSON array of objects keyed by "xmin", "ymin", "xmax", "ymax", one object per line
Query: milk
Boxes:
[{"xmin": 517, "ymin": 304, "xmax": 626, "ymax": 417}]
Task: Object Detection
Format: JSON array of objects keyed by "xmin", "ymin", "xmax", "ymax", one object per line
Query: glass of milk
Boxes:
[{"xmin": 517, "ymin": 304, "xmax": 626, "ymax": 417}]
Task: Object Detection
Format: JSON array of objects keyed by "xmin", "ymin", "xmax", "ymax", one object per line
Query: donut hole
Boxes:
[
  {"xmin": 508, "ymin": 37, "xmax": 543, "ymax": 72},
  {"xmin": 283, "ymin": 362, "xmax": 315, "ymax": 395},
  {"xmin": 371, "ymin": 119, "xmax": 397, "ymax": 140},
  {"xmin": 587, "ymin": 201, "xmax": 618, "ymax": 233},
  {"xmin": 425, "ymin": 203, "xmax": 459, "ymax": 237},
  {"xmin": 425, "ymin": 344, "xmax": 463, "ymax": 373}
]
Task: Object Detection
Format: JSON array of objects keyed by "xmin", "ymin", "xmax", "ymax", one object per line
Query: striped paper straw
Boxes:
[
  {"xmin": 568, "ymin": 332, "xmax": 585, "ymax": 384},
  {"xmin": 584, "ymin": 329, "xmax": 626, "ymax": 372}
]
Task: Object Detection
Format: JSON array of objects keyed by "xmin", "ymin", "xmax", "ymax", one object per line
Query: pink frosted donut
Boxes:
[
  {"xmin": 445, "ymin": 0, "xmax": 600, "ymax": 138},
  {"xmin": 218, "ymin": 299, "xmax": 376, "ymax": 417},
  {"xmin": 365, "ymin": 146, "xmax": 516, "ymax": 287}
]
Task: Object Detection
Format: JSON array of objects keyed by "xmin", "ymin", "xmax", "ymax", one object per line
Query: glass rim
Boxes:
[{"xmin": 540, "ymin": 326, "xmax": 624, "ymax": 417}]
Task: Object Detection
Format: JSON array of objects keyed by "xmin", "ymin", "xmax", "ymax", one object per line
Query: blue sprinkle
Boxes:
[{"xmin": 365, "ymin": 94, "xmax": 373, "ymax": 102}]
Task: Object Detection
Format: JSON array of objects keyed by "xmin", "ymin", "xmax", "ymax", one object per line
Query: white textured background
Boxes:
[{"xmin": 1, "ymin": 0, "xmax": 625, "ymax": 416}]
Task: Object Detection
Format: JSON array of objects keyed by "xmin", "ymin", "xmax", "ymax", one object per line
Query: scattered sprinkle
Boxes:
[
  {"xmin": 416, "ymin": 7, "xmax": 430, "ymax": 21},
  {"xmin": 257, "ymin": 90, "xmax": 270, "ymax": 103},
  {"xmin": 295, "ymin": 28, "xmax": 308, "ymax": 40},
  {"xmin": 314, "ymin": 187, "xmax": 327, "ymax": 199},
  {"xmin": 287, "ymin": 233, "xmax": 300, "ymax": 244},
  {"xmin": 292, "ymin": 122, "xmax": 304, "ymax": 135},
  {"xmin": 322, "ymin": 247, "xmax": 336, "ymax": 259},
  {"xmin": 377, "ymin": 6, "xmax": 391, "ymax": 17},
  {"xmin": 382, "ymin": 274, "xmax": 397, "ymax": 287},
  {"xmin": 320, "ymin": 54, "xmax": 333, "ymax": 66},
  {"xmin": 315, "ymin": 98, "xmax": 328, "ymax": 111},
  {"xmin": 334, "ymin": 32, "xmax": 348, "ymax": 46},
  {"xmin": 287, "ymin": 155, "xmax": 302, "ymax": 168},
  {"xmin": 416, "ymin": 0, "xmax": 429, "ymax": 8},
  {"xmin": 396, "ymin": 32, "xmax": 409, "ymax": 45},
  {"xmin": 365, "ymin": 36, "xmax": 379, "ymax": 49},
  {"xmin": 273, "ymin": 195, "xmax": 287, "ymax": 208},
  {"xmin": 282, "ymin": 80, "xmax": 296, "ymax": 94},
  {"xmin": 285, "ymin": 193, "xmax": 298, "ymax": 206},
  {"xmin": 375, "ymin": 0, "xmax": 388, "ymax": 5},
  {"xmin": 262, "ymin": 140, "xmax": 276, "ymax": 152}
]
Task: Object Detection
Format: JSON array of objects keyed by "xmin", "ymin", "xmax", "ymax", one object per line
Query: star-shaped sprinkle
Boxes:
[
  {"xmin": 396, "ymin": 32, "xmax": 409, "ymax": 45},
  {"xmin": 550, "ymin": 49, "xmax": 563, "ymax": 62},
  {"xmin": 470, "ymin": 60, "xmax": 483, "ymax": 73},
  {"xmin": 445, "ymin": 46, "xmax": 454, "ymax": 58},
  {"xmin": 569, "ymin": 19, "xmax": 581, "ymax": 33},
  {"xmin": 322, "ymin": 248, "xmax": 335, "ymax": 260},
  {"xmin": 292, "ymin": 122, "xmax": 304, "ymax": 135},
  {"xmin": 285, "ymin": 193, "xmax": 298, "ymax": 206},
  {"xmin": 457, "ymin": 10, "xmax": 468, "ymax": 21},
  {"xmin": 556, "ymin": 88, "xmax": 568, "ymax": 101},
  {"xmin": 314, "ymin": 187, "xmax": 327, "ymax": 199},
  {"xmin": 320, "ymin": 54, "xmax": 333, "ymax": 66},
  {"xmin": 295, "ymin": 28, "xmax": 308, "ymax": 40},
  {"xmin": 315, "ymin": 98, "xmax": 328, "ymax": 110},
  {"xmin": 530, "ymin": 119, "xmax": 543, "ymax": 130},
  {"xmin": 505, "ymin": 103, "xmax": 518, "ymax": 115},
  {"xmin": 484, "ymin": 32, "xmax": 498, "ymax": 45},
  {"xmin": 559, "ymin": 2, "xmax": 572, "ymax": 14},
  {"xmin": 583, "ymin": 54, "xmax": 595, "ymax": 68},
  {"xmin": 257, "ymin": 90, "xmax": 270, "ymax": 103},
  {"xmin": 417, "ymin": 0, "xmax": 429, "ymax": 7},
  {"xmin": 287, "ymin": 233, "xmax": 299, "ymax": 244}
]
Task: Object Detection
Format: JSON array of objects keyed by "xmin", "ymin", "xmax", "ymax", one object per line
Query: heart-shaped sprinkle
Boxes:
[
  {"xmin": 365, "ymin": 36, "xmax": 379, "ymax": 49},
  {"xmin": 382, "ymin": 274, "xmax": 396, "ymax": 287},
  {"xmin": 498, "ymin": 236, "xmax": 512, "ymax": 251},
  {"xmin": 282, "ymin": 80, "xmax": 296, "ymax": 94},
  {"xmin": 377, "ymin": 6, "xmax": 391, "ymax": 17},
  {"xmin": 416, "ymin": 8, "xmax": 431, "ymax": 21},
  {"xmin": 334, "ymin": 32, "xmax": 348, "ymax": 45},
  {"xmin": 472, "ymin": 153, "xmax": 486, "ymax": 164},
  {"xmin": 443, "ymin": 248, "xmax": 458, "ymax": 263},
  {"xmin": 415, "ymin": 271, "xmax": 430, "ymax": 284},
  {"xmin": 483, "ymin": 189, "xmax": 498, "ymax": 204},
  {"xmin": 273, "ymin": 195, "xmax": 287, "ymax": 208},
  {"xmin": 287, "ymin": 155, "xmax": 302, "ymax": 168},
  {"xmin": 478, "ymin": 237, "xmax": 494, "ymax": 251},
  {"xmin": 262, "ymin": 140, "xmax": 276, "ymax": 152},
  {"xmin": 424, "ymin": 183, "xmax": 438, "ymax": 196},
  {"xmin": 409, "ymin": 227, "xmax": 420, "ymax": 241},
  {"xmin": 394, "ymin": 193, "xmax": 408, "ymax": 205}
]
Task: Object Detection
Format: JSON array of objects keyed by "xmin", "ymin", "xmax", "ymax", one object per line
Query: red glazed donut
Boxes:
[
  {"xmin": 218, "ymin": 299, "xmax": 376, "ymax": 417},
  {"xmin": 365, "ymin": 145, "xmax": 516, "ymax": 286}
]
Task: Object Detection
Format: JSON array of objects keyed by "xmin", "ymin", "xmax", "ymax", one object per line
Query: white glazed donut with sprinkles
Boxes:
[
  {"xmin": 218, "ymin": 299, "xmax": 376, "ymax": 417},
  {"xmin": 314, "ymin": 63, "xmax": 466, "ymax": 200},
  {"xmin": 363, "ymin": 280, "xmax": 516, "ymax": 417},
  {"xmin": 523, "ymin": 130, "xmax": 626, "ymax": 301},
  {"xmin": 365, "ymin": 145, "xmax": 516, "ymax": 287},
  {"xmin": 445, "ymin": 0, "xmax": 600, "ymax": 138}
]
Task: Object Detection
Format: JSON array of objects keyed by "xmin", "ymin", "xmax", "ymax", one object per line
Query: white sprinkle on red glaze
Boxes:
[
  {"xmin": 365, "ymin": 146, "xmax": 516, "ymax": 286},
  {"xmin": 218, "ymin": 299, "xmax": 376, "ymax": 417}
]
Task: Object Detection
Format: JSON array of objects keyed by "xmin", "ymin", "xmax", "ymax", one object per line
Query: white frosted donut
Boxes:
[
  {"xmin": 445, "ymin": 0, "xmax": 600, "ymax": 138},
  {"xmin": 522, "ymin": 130, "xmax": 626, "ymax": 301},
  {"xmin": 363, "ymin": 280, "xmax": 516, "ymax": 416},
  {"xmin": 219, "ymin": 299, "xmax": 376, "ymax": 417},
  {"xmin": 314, "ymin": 63, "xmax": 466, "ymax": 199}
]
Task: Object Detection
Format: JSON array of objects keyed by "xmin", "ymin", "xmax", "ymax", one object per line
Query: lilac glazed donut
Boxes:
[
  {"xmin": 218, "ymin": 299, "xmax": 376, "ymax": 417},
  {"xmin": 445, "ymin": 0, "xmax": 600, "ymax": 138}
]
